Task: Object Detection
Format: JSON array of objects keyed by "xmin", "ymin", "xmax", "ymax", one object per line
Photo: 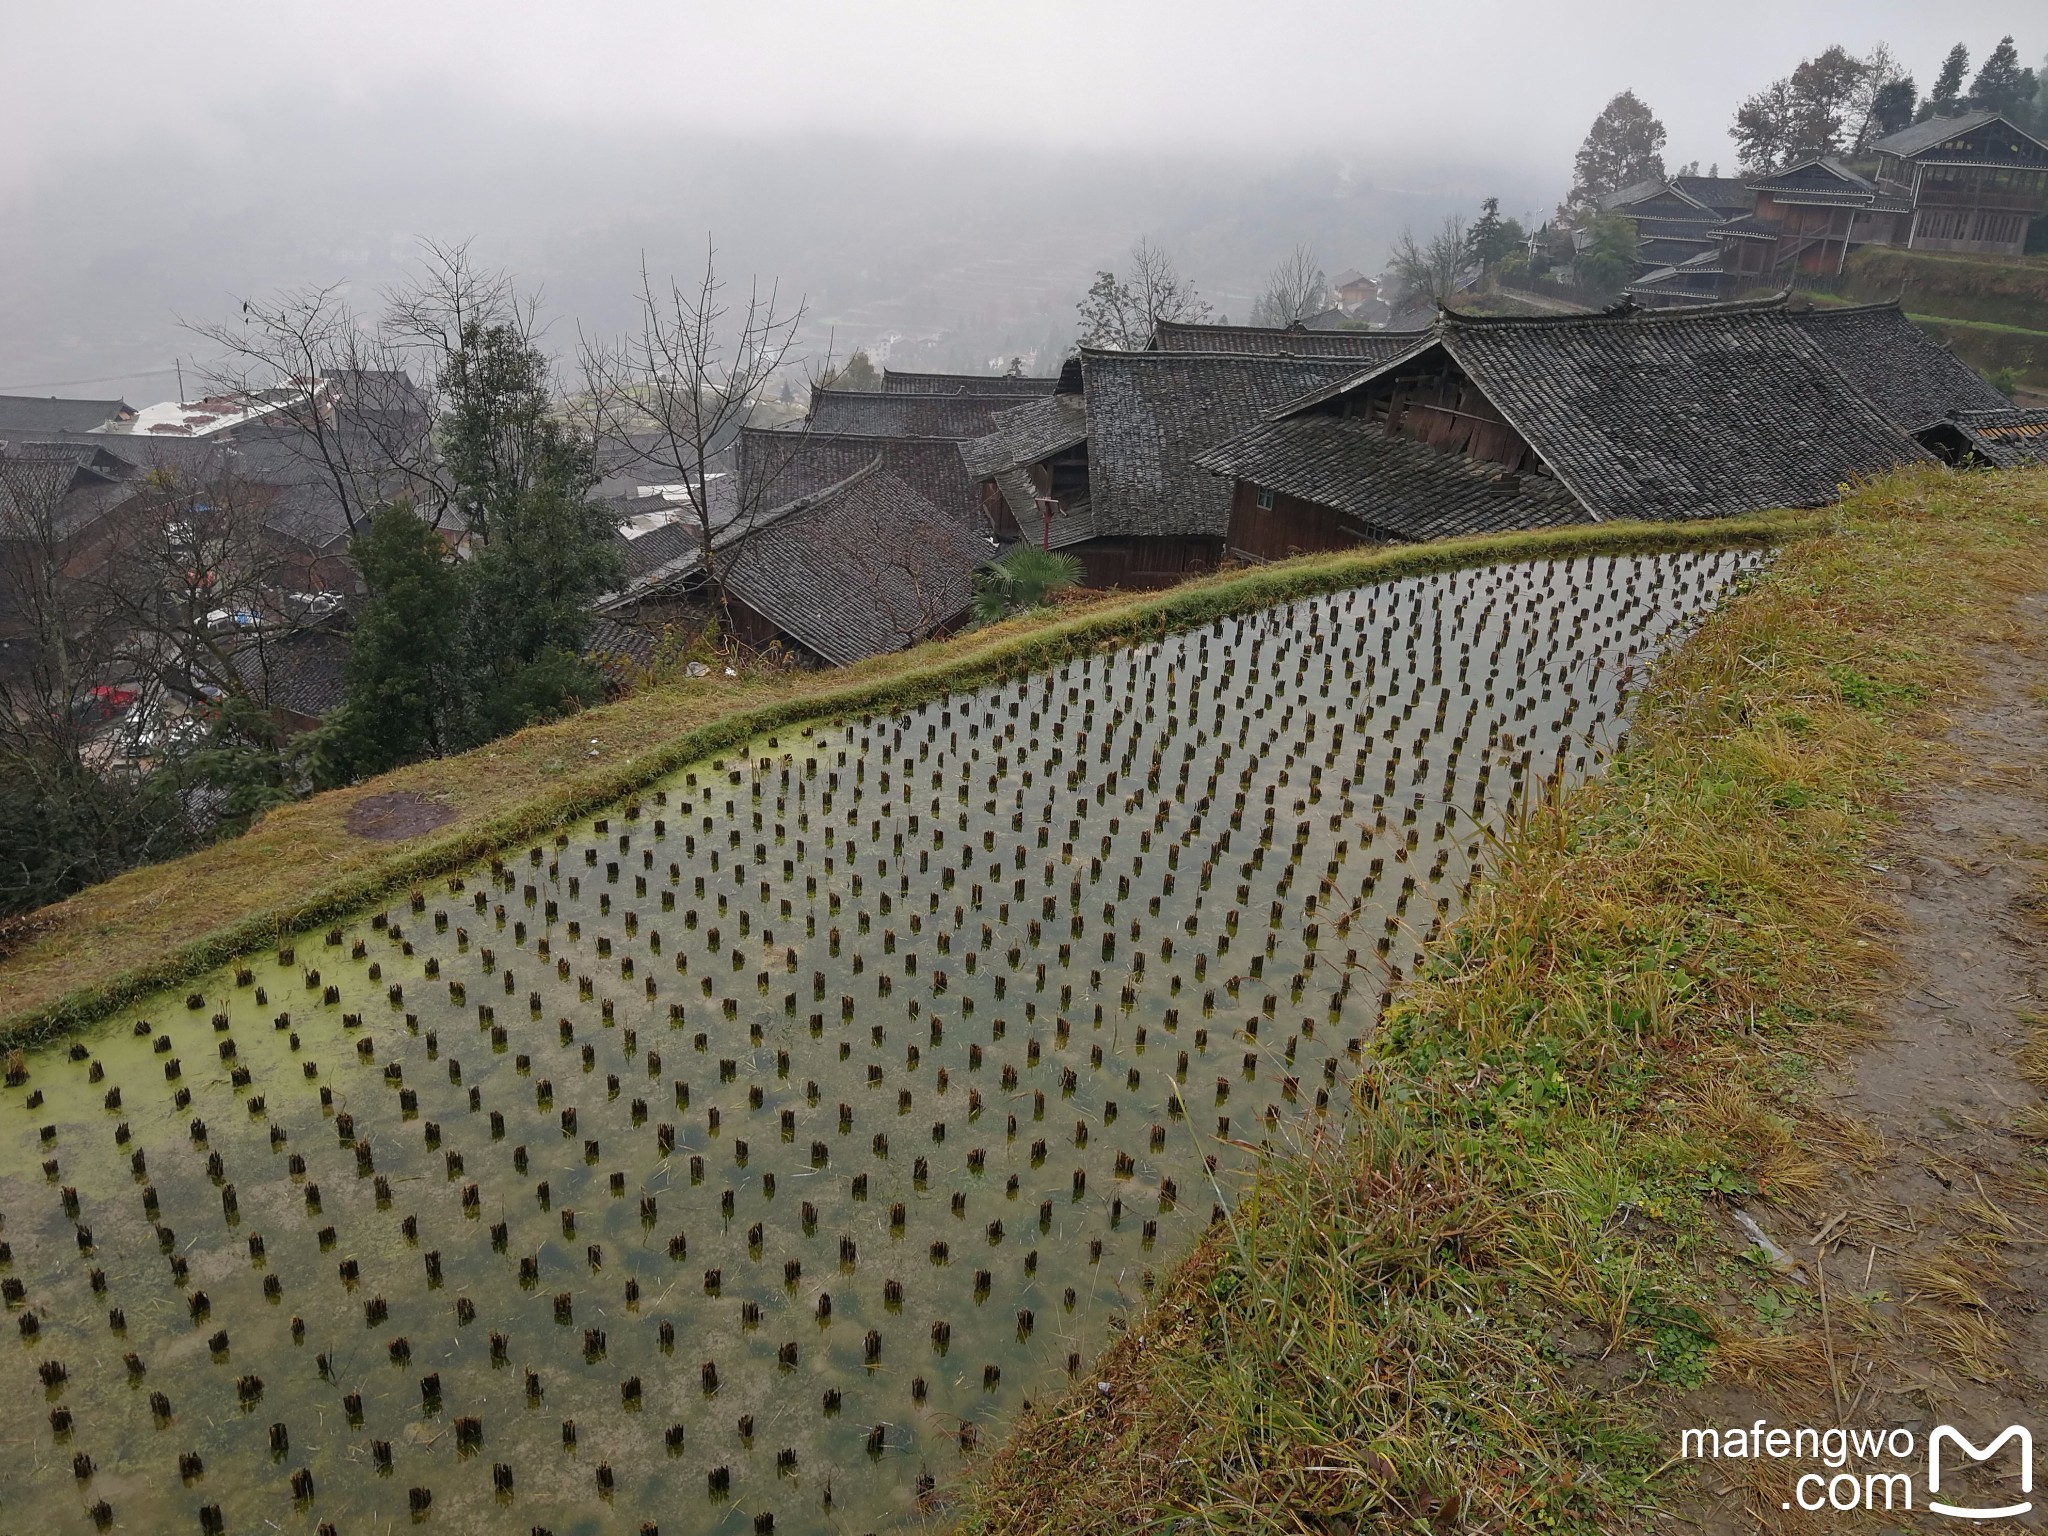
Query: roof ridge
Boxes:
[
  {"xmin": 1788, "ymin": 299, "xmax": 1906, "ymax": 319},
  {"xmin": 1436, "ymin": 291, "xmax": 1792, "ymax": 329},
  {"xmin": 1080, "ymin": 346, "xmax": 1388, "ymax": 365}
]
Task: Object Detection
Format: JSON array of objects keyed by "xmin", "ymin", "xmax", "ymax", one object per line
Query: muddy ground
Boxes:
[{"xmin": 1670, "ymin": 593, "xmax": 2048, "ymax": 1532}]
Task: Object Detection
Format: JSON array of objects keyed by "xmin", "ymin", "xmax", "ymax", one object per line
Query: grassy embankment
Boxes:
[
  {"xmin": 1835, "ymin": 247, "xmax": 2048, "ymax": 392},
  {"xmin": 957, "ymin": 465, "xmax": 2048, "ymax": 1534},
  {"xmin": 0, "ymin": 513, "xmax": 1803, "ymax": 1044}
]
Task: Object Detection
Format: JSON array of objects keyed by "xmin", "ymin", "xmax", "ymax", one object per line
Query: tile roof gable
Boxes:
[
  {"xmin": 1080, "ymin": 350, "xmax": 1365, "ymax": 539},
  {"xmin": 721, "ymin": 465, "xmax": 993, "ymax": 666},
  {"xmin": 1268, "ymin": 297, "xmax": 1929, "ymax": 524},
  {"xmin": 1871, "ymin": 108, "xmax": 2048, "ymax": 160}
]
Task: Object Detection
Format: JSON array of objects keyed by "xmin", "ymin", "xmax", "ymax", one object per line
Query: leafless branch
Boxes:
[{"xmin": 580, "ymin": 240, "xmax": 816, "ymax": 603}]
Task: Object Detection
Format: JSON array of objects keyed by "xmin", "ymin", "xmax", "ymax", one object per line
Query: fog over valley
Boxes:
[{"xmin": 5, "ymin": 0, "xmax": 2039, "ymax": 396}]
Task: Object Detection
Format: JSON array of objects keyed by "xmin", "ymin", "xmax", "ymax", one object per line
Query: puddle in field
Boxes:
[{"xmin": 1, "ymin": 549, "xmax": 1763, "ymax": 1534}]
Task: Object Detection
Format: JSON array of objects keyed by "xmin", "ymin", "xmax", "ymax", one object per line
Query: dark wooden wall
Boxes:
[
  {"xmin": 1225, "ymin": 484, "xmax": 1369, "ymax": 562},
  {"xmin": 1352, "ymin": 364, "xmax": 1536, "ymax": 472},
  {"xmin": 1071, "ymin": 535, "xmax": 1221, "ymax": 590}
]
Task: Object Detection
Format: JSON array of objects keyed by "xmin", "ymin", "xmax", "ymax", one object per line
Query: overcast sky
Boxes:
[
  {"xmin": 3, "ymin": 2, "xmax": 2042, "ymax": 396},
  {"xmin": 8, "ymin": 0, "xmax": 2041, "ymax": 178}
]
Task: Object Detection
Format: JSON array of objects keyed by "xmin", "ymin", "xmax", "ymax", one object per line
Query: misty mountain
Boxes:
[{"xmin": 1, "ymin": 104, "xmax": 1541, "ymax": 401}]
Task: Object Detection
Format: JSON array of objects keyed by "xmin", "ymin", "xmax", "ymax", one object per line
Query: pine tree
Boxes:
[
  {"xmin": 319, "ymin": 503, "xmax": 466, "ymax": 784},
  {"xmin": 1969, "ymin": 37, "xmax": 2037, "ymax": 116},
  {"xmin": 436, "ymin": 321, "xmax": 619, "ymax": 744},
  {"xmin": 1923, "ymin": 43, "xmax": 1969, "ymax": 119},
  {"xmin": 1464, "ymin": 198, "xmax": 1528, "ymax": 273}
]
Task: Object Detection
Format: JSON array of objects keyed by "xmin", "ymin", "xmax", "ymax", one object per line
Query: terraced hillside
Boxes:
[
  {"xmin": 0, "ymin": 549, "xmax": 1762, "ymax": 1533},
  {"xmin": 1837, "ymin": 247, "xmax": 2048, "ymax": 393}
]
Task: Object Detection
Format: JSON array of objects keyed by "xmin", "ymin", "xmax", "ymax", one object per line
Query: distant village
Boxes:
[{"xmin": 2, "ymin": 65, "xmax": 2046, "ymax": 910}]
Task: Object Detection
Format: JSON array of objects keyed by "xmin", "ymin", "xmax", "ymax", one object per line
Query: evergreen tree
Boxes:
[
  {"xmin": 459, "ymin": 479, "xmax": 618, "ymax": 740},
  {"xmin": 439, "ymin": 320, "xmax": 597, "ymax": 546},
  {"xmin": 1867, "ymin": 76, "xmax": 1918, "ymax": 139},
  {"xmin": 435, "ymin": 320, "xmax": 620, "ymax": 745},
  {"xmin": 319, "ymin": 503, "xmax": 465, "ymax": 784},
  {"xmin": 1923, "ymin": 43, "xmax": 1969, "ymax": 119},
  {"xmin": 1575, "ymin": 216, "xmax": 1640, "ymax": 300},
  {"xmin": 1464, "ymin": 198, "xmax": 1528, "ymax": 273},
  {"xmin": 1969, "ymin": 37, "xmax": 2037, "ymax": 116},
  {"xmin": 825, "ymin": 351, "xmax": 880, "ymax": 390},
  {"xmin": 1565, "ymin": 91, "xmax": 1667, "ymax": 218}
]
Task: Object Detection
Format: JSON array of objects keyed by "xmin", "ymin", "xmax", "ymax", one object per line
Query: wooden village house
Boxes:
[{"xmin": 1191, "ymin": 298, "xmax": 2002, "ymax": 561}]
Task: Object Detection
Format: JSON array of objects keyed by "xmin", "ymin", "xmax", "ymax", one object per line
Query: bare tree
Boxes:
[
  {"xmin": 1248, "ymin": 246, "xmax": 1331, "ymax": 327},
  {"xmin": 1076, "ymin": 239, "xmax": 1214, "ymax": 349},
  {"xmin": 816, "ymin": 502, "xmax": 973, "ymax": 652},
  {"xmin": 0, "ymin": 455, "xmax": 191, "ymax": 906},
  {"xmin": 1387, "ymin": 218, "xmax": 1472, "ymax": 308},
  {"xmin": 94, "ymin": 452, "xmax": 297, "ymax": 716},
  {"xmin": 581, "ymin": 243, "xmax": 814, "ymax": 607},
  {"xmin": 0, "ymin": 455, "xmax": 128, "ymax": 754},
  {"xmin": 189, "ymin": 239, "xmax": 530, "ymax": 542},
  {"xmin": 189, "ymin": 290, "xmax": 427, "ymax": 538},
  {"xmin": 1848, "ymin": 42, "xmax": 1914, "ymax": 152}
]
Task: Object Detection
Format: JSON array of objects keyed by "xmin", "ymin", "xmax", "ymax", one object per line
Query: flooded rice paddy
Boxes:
[{"xmin": 1, "ymin": 550, "xmax": 1762, "ymax": 1534}]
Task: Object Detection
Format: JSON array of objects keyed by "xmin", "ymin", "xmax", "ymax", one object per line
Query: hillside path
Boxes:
[{"xmin": 1675, "ymin": 591, "xmax": 2048, "ymax": 1533}]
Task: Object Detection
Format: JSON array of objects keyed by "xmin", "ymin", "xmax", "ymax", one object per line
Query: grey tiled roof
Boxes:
[
  {"xmin": 960, "ymin": 395, "xmax": 1088, "ymax": 479},
  {"xmin": 611, "ymin": 518, "xmax": 697, "ymax": 581},
  {"xmin": 0, "ymin": 439, "xmax": 137, "ymax": 483},
  {"xmin": 1791, "ymin": 303, "xmax": 2009, "ymax": 431},
  {"xmin": 1670, "ymin": 175, "xmax": 1756, "ymax": 216},
  {"xmin": 722, "ymin": 466, "xmax": 993, "ymax": 666},
  {"xmin": 880, "ymin": 370, "xmax": 1055, "ymax": 396},
  {"xmin": 228, "ymin": 630, "xmax": 350, "ymax": 720},
  {"xmin": 1439, "ymin": 305, "xmax": 1928, "ymax": 521},
  {"xmin": 0, "ymin": 451, "xmax": 137, "ymax": 541},
  {"xmin": 1948, "ymin": 408, "xmax": 2048, "ymax": 468},
  {"xmin": 1081, "ymin": 351, "xmax": 1365, "ymax": 538},
  {"xmin": 1595, "ymin": 176, "xmax": 1673, "ymax": 211},
  {"xmin": 737, "ymin": 427, "xmax": 980, "ymax": 526},
  {"xmin": 1194, "ymin": 416, "xmax": 1587, "ymax": 543},
  {"xmin": 1041, "ymin": 503, "xmax": 1099, "ymax": 550},
  {"xmin": 805, "ymin": 390, "xmax": 1006, "ymax": 439},
  {"xmin": 1870, "ymin": 108, "xmax": 2008, "ymax": 158},
  {"xmin": 1748, "ymin": 157, "xmax": 1876, "ymax": 197},
  {"xmin": 1149, "ymin": 319, "xmax": 1423, "ymax": 359},
  {"xmin": 1277, "ymin": 299, "xmax": 1930, "ymax": 524},
  {"xmin": 584, "ymin": 616, "xmax": 662, "ymax": 673},
  {"xmin": 0, "ymin": 396, "xmax": 130, "ymax": 434},
  {"xmin": 990, "ymin": 468, "xmax": 1039, "ymax": 526},
  {"xmin": 1633, "ymin": 217, "xmax": 1725, "ymax": 241}
]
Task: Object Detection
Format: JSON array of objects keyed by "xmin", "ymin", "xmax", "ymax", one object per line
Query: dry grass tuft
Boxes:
[
  {"xmin": 2015, "ymin": 1013, "xmax": 2048, "ymax": 1090},
  {"xmin": 1710, "ymin": 1329, "xmax": 1831, "ymax": 1386}
]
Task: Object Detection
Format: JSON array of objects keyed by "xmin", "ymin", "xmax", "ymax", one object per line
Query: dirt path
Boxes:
[{"xmin": 1675, "ymin": 593, "xmax": 2048, "ymax": 1531}]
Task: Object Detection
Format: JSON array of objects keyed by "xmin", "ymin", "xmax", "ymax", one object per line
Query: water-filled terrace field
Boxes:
[{"xmin": 0, "ymin": 549, "xmax": 1762, "ymax": 1534}]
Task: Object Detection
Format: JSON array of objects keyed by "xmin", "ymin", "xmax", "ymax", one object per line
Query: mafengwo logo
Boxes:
[
  {"xmin": 1679, "ymin": 1419, "xmax": 2032, "ymax": 1516},
  {"xmin": 1928, "ymin": 1425, "xmax": 2032, "ymax": 1521}
]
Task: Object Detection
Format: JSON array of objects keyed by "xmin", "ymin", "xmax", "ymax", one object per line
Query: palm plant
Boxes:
[{"xmin": 969, "ymin": 546, "xmax": 1084, "ymax": 625}]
